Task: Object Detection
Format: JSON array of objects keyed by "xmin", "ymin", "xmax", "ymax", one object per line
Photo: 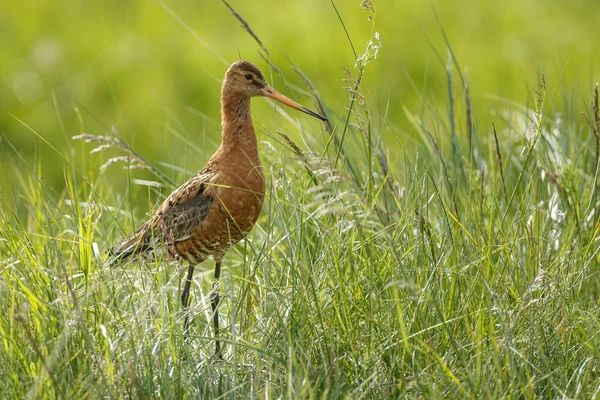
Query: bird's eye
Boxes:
[{"xmin": 245, "ymin": 73, "xmax": 253, "ymax": 80}]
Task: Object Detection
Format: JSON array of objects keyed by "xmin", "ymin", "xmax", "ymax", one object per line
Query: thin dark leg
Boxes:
[
  {"xmin": 211, "ymin": 261, "xmax": 223, "ymax": 359},
  {"xmin": 182, "ymin": 265, "xmax": 195, "ymax": 335}
]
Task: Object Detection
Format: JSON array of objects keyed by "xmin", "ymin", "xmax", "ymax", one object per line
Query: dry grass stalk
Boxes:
[
  {"xmin": 426, "ymin": 128, "xmax": 460, "ymax": 221},
  {"xmin": 73, "ymin": 131, "xmax": 176, "ymax": 187},
  {"xmin": 466, "ymin": 83, "xmax": 474, "ymax": 160},
  {"xmin": 221, "ymin": 0, "xmax": 270, "ymax": 56},
  {"xmin": 583, "ymin": 84, "xmax": 600, "ymax": 172},
  {"xmin": 492, "ymin": 122, "xmax": 508, "ymax": 200},
  {"xmin": 277, "ymin": 130, "xmax": 318, "ymax": 186}
]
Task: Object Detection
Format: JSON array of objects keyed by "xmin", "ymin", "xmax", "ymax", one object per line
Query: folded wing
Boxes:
[{"xmin": 109, "ymin": 170, "xmax": 215, "ymax": 265}]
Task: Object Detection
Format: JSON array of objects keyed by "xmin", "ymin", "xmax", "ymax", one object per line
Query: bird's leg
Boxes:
[
  {"xmin": 182, "ymin": 265, "xmax": 195, "ymax": 335},
  {"xmin": 211, "ymin": 261, "xmax": 223, "ymax": 359}
]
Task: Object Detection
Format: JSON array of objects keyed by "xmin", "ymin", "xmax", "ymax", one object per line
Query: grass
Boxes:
[{"xmin": 2, "ymin": 3, "xmax": 600, "ymax": 399}]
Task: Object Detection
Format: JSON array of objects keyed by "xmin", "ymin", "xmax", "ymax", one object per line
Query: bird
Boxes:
[{"xmin": 110, "ymin": 60, "xmax": 327, "ymax": 359}]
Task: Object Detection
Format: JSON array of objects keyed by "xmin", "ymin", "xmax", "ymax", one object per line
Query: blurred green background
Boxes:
[{"xmin": 1, "ymin": 0, "xmax": 599, "ymax": 196}]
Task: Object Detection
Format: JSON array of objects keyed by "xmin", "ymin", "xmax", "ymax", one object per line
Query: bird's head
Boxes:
[{"xmin": 224, "ymin": 60, "xmax": 327, "ymax": 122}]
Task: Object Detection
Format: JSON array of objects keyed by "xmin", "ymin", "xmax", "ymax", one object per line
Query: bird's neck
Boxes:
[{"xmin": 220, "ymin": 91, "xmax": 258, "ymax": 153}]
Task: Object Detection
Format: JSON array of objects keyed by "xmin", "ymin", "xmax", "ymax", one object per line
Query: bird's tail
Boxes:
[{"xmin": 105, "ymin": 223, "xmax": 150, "ymax": 267}]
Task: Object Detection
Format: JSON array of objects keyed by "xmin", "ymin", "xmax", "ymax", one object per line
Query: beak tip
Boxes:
[{"xmin": 301, "ymin": 106, "xmax": 328, "ymax": 122}]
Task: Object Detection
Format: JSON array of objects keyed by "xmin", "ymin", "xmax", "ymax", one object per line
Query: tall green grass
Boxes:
[{"xmin": 2, "ymin": 3, "xmax": 600, "ymax": 398}]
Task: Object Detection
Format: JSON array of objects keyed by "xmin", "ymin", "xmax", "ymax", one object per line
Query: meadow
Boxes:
[{"xmin": 1, "ymin": 0, "xmax": 600, "ymax": 398}]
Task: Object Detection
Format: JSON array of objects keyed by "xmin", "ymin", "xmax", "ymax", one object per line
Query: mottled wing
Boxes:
[
  {"xmin": 109, "ymin": 169, "xmax": 216, "ymax": 264},
  {"xmin": 159, "ymin": 191, "xmax": 213, "ymax": 242}
]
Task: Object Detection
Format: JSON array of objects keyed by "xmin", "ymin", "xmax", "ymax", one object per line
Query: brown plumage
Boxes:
[{"xmin": 111, "ymin": 60, "xmax": 327, "ymax": 358}]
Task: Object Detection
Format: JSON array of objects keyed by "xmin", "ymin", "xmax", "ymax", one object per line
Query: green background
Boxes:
[{"xmin": 2, "ymin": 0, "xmax": 598, "ymax": 194}]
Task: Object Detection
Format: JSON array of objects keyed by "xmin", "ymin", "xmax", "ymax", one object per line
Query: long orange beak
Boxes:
[{"xmin": 260, "ymin": 85, "xmax": 327, "ymax": 122}]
